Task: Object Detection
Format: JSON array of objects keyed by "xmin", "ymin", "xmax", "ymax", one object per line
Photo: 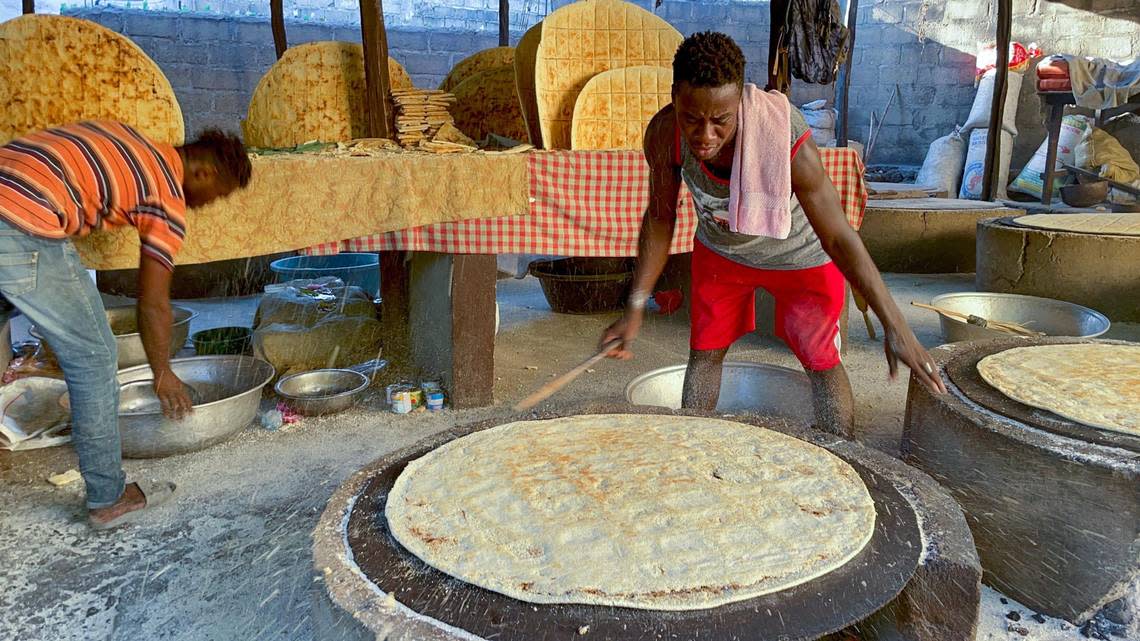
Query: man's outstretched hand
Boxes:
[{"xmin": 883, "ymin": 323, "xmax": 947, "ymax": 394}]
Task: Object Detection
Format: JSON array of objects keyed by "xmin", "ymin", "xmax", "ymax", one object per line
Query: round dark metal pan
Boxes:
[{"xmin": 344, "ymin": 429, "xmax": 922, "ymax": 641}]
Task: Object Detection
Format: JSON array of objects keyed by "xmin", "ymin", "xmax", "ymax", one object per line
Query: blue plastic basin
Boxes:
[{"xmin": 269, "ymin": 253, "xmax": 380, "ymax": 297}]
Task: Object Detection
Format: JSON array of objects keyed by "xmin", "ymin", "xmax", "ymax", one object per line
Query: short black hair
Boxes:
[
  {"xmin": 184, "ymin": 129, "xmax": 252, "ymax": 188},
  {"xmin": 672, "ymin": 32, "xmax": 745, "ymax": 89}
]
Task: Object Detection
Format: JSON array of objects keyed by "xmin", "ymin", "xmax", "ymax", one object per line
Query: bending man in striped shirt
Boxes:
[{"xmin": 0, "ymin": 121, "xmax": 251, "ymax": 530}]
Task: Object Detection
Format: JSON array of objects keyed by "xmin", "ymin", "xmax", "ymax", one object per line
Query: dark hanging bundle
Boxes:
[{"xmin": 787, "ymin": 0, "xmax": 851, "ymax": 84}]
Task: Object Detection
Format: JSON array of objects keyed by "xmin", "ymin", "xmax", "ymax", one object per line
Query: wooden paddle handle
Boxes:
[
  {"xmin": 513, "ymin": 340, "xmax": 621, "ymax": 412},
  {"xmin": 911, "ymin": 301, "xmax": 968, "ymax": 321},
  {"xmin": 910, "ymin": 301, "xmax": 1041, "ymax": 337}
]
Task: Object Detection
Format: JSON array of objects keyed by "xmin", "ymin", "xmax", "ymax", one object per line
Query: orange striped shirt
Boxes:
[{"xmin": 0, "ymin": 121, "xmax": 186, "ymax": 270}]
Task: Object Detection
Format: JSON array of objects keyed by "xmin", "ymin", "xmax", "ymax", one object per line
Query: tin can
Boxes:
[
  {"xmin": 426, "ymin": 391, "xmax": 445, "ymax": 412},
  {"xmin": 385, "ymin": 383, "xmax": 402, "ymax": 405},
  {"xmin": 391, "ymin": 390, "xmax": 413, "ymax": 414},
  {"xmin": 408, "ymin": 388, "xmax": 424, "ymax": 409}
]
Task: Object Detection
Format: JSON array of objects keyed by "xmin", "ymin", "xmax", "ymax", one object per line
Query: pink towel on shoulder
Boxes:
[{"xmin": 727, "ymin": 84, "xmax": 792, "ymax": 239}]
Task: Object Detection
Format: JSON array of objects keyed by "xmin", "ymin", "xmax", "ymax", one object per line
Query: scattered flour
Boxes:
[{"xmin": 976, "ymin": 585, "xmax": 1095, "ymax": 641}]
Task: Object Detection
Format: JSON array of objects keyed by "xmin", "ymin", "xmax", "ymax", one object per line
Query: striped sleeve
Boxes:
[{"xmin": 130, "ymin": 199, "xmax": 186, "ymax": 270}]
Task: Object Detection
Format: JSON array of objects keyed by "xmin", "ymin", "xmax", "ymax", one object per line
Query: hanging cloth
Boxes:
[{"xmin": 788, "ymin": 0, "xmax": 851, "ymax": 85}]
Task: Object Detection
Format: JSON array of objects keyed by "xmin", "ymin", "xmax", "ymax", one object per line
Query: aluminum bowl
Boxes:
[
  {"xmin": 115, "ymin": 355, "xmax": 275, "ymax": 458},
  {"xmin": 625, "ymin": 362, "xmax": 813, "ymax": 423},
  {"xmin": 31, "ymin": 304, "xmax": 197, "ymax": 370},
  {"xmin": 930, "ymin": 292, "xmax": 1111, "ymax": 343},
  {"xmin": 275, "ymin": 369, "xmax": 370, "ymax": 416}
]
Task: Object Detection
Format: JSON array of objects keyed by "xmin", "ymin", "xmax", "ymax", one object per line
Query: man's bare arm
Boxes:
[
  {"xmin": 792, "ymin": 138, "xmax": 946, "ymax": 393},
  {"xmin": 601, "ymin": 108, "xmax": 683, "ymax": 359}
]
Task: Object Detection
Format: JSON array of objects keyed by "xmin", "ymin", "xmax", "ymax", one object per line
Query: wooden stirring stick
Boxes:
[
  {"xmin": 513, "ymin": 340, "xmax": 622, "ymax": 412},
  {"xmin": 911, "ymin": 302, "xmax": 1044, "ymax": 337}
]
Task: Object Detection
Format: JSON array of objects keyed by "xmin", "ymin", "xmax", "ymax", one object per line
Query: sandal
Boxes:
[{"xmin": 89, "ymin": 479, "xmax": 177, "ymax": 531}]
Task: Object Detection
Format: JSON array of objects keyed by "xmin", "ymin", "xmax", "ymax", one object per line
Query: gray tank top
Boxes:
[{"xmin": 678, "ymin": 109, "xmax": 830, "ymax": 270}]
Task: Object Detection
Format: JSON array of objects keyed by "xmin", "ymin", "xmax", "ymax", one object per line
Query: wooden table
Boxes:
[{"xmin": 311, "ymin": 149, "xmax": 869, "ymax": 408}]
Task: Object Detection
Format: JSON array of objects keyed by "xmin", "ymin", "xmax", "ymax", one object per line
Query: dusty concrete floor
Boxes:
[{"xmin": 1, "ymin": 273, "xmax": 1136, "ymax": 641}]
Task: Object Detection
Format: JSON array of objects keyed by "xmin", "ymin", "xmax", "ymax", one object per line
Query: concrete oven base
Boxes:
[
  {"xmin": 860, "ymin": 199, "xmax": 1022, "ymax": 274},
  {"xmin": 903, "ymin": 337, "xmax": 1140, "ymax": 624},
  {"xmin": 312, "ymin": 405, "xmax": 982, "ymax": 641},
  {"xmin": 975, "ymin": 217, "xmax": 1140, "ymax": 322}
]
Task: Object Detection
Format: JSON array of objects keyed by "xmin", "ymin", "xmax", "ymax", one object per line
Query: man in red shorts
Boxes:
[{"xmin": 601, "ymin": 32, "xmax": 945, "ymax": 438}]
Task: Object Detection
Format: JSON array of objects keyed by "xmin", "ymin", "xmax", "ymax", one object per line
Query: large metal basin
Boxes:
[
  {"xmin": 625, "ymin": 362, "xmax": 813, "ymax": 422},
  {"xmin": 115, "ymin": 355, "xmax": 275, "ymax": 458},
  {"xmin": 32, "ymin": 304, "xmax": 197, "ymax": 370},
  {"xmin": 930, "ymin": 292, "xmax": 1110, "ymax": 343}
]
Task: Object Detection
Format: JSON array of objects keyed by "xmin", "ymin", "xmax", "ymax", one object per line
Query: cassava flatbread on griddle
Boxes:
[
  {"xmin": 386, "ymin": 414, "xmax": 876, "ymax": 610},
  {"xmin": 1013, "ymin": 213, "xmax": 1140, "ymax": 237},
  {"xmin": 977, "ymin": 344, "xmax": 1140, "ymax": 435}
]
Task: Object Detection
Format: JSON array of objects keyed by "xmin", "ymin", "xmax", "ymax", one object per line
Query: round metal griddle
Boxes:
[
  {"xmin": 346, "ymin": 441, "xmax": 923, "ymax": 641},
  {"xmin": 945, "ymin": 338, "xmax": 1140, "ymax": 453}
]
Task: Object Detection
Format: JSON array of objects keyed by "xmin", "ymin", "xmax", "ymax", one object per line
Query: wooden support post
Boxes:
[
  {"xmin": 766, "ymin": 0, "xmax": 792, "ymax": 94},
  {"xmin": 835, "ymin": 0, "xmax": 860, "ymax": 146},
  {"xmin": 359, "ymin": 0, "xmax": 394, "ymax": 139},
  {"xmin": 22, "ymin": 0, "xmax": 34, "ymax": 14},
  {"xmin": 1040, "ymin": 99, "xmax": 1066, "ymax": 206},
  {"xmin": 270, "ymin": 0, "xmax": 288, "ymax": 60},
  {"xmin": 499, "ymin": 0, "xmax": 510, "ymax": 47},
  {"xmin": 981, "ymin": 0, "xmax": 1012, "ymax": 201},
  {"xmin": 379, "ymin": 251, "xmax": 410, "ymax": 345},
  {"xmin": 409, "ymin": 254, "xmax": 496, "ymax": 409}
]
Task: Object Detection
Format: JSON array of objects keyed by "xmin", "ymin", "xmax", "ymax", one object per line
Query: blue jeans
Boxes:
[{"xmin": 0, "ymin": 218, "xmax": 123, "ymax": 509}]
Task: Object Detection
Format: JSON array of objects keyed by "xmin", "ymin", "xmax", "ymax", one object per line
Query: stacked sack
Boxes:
[
  {"xmin": 916, "ymin": 43, "xmax": 1036, "ymax": 200},
  {"xmin": 1008, "ymin": 114, "xmax": 1093, "ymax": 200}
]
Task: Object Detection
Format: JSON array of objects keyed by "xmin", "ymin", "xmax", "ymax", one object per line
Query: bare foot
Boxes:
[{"xmin": 88, "ymin": 483, "xmax": 146, "ymax": 526}]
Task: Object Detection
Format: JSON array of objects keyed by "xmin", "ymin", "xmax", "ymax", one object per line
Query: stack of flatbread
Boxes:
[{"xmin": 392, "ymin": 89, "xmax": 456, "ymax": 147}]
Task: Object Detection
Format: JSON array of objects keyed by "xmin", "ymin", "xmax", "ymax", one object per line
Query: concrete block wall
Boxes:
[
  {"xmin": 59, "ymin": 2, "xmax": 788, "ymax": 143},
  {"xmin": 9, "ymin": 0, "xmax": 1136, "ymax": 165},
  {"xmin": 62, "ymin": 7, "xmax": 507, "ymax": 135},
  {"xmin": 3, "ymin": 0, "xmax": 550, "ymax": 31},
  {"xmin": 851, "ymin": 0, "xmax": 1140, "ymax": 166}
]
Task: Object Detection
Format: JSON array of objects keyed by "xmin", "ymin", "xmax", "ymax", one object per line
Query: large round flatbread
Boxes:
[
  {"xmin": 535, "ymin": 0, "xmax": 682, "ymax": 150},
  {"xmin": 572, "ymin": 65, "xmax": 673, "ymax": 150},
  {"xmin": 1014, "ymin": 213, "xmax": 1140, "ymax": 237},
  {"xmin": 243, "ymin": 41, "xmax": 412, "ymax": 148},
  {"xmin": 386, "ymin": 414, "xmax": 876, "ymax": 610},
  {"xmin": 977, "ymin": 344, "xmax": 1140, "ymax": 435},
  {"xmin": 514, "ymin": 21, "xmax": 543, "ymax": 147},
  {"xmin": 0, "ymin": 14, "xmax": 184, "ymax": 144},
  {"xmin": 440, "ymin": 46, "xmax": 514, "ymax": 93},
  {"xmin": 451, "ymin": 67, "xmax": 529, "ymax": 143}
]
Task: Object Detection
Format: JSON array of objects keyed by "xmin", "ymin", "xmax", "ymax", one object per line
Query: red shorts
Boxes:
[{"xmin": 690, "ymin": 241, "xmax": 845, "ymax": 371}]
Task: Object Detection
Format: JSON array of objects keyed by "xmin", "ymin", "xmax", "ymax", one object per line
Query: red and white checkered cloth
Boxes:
[{"xmin": 307, "ymin": 148, "xmax": 866, "ymax": 256}]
